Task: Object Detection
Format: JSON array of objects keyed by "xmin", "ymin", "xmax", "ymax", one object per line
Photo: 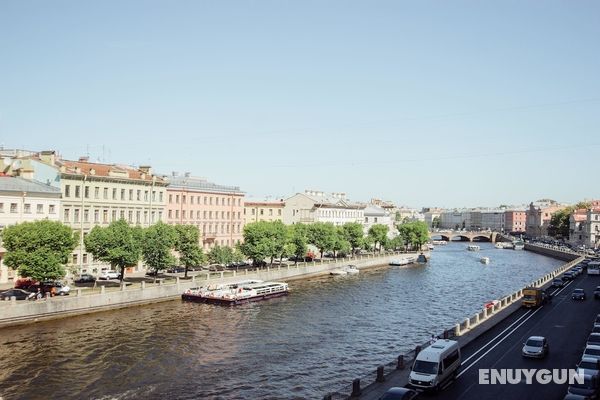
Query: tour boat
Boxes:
[
  {"xmin": 467, "ymin": 245, "xmax": 480, "ymax": 251},
  {"xmin": 513, "ymin": 241, "xmax": 525, "ymax": 250},
  {"xmin": 182, "ymin": 280, "xmax": 288, "ymax": 305},
  {"xmin": 389, "ymin": 257, "xmax": 416, "ymax": 266},
  {"xmin": 480, "ymin": 257, "xmax": 490, "ymax": 264}
]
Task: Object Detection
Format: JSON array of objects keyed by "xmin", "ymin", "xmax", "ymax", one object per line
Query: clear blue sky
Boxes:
[{"xmin": 1, "ymin": 1, "xmax": 599, "ymax": 208}]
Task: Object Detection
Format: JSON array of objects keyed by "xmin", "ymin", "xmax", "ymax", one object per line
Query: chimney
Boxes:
[
  {"xmin": 139, "ymin": 165, "xmax": 152, "ymax": 175},
  {"xmin": 79, "ymin": 156, "xmax": 89, "ymax": 162},
  {"xmin": 39, "ymin": 150, "xmax": 57, "ymax": 166}
]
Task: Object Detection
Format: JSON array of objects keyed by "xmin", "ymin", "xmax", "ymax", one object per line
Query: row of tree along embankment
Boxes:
[{"xmin": 0, "ymin": 251, "xmax": 419, "ymax": 328}]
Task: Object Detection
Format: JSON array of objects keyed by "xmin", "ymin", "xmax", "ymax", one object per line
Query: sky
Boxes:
[{"xmin": 1, "ymin": 1, "xmax": 599, "ymax": 208}]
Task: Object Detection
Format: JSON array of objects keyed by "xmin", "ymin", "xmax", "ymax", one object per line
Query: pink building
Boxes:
[
  {"xmin": 165, "ymin": 174, "xmax": 245, "ymax": 250},
  {"xmin": 505, "ymin": 210, "xmax": 527, "ymax": 233}
]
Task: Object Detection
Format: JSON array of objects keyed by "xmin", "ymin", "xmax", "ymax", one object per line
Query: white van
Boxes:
[{"xmin": 409, "ymin": 339, "xmax": 461, "ymax": 391}]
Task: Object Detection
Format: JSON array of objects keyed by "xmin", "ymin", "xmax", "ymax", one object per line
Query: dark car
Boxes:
[
  {"xmin": 573, "ymin": 288, "xmax": 586, "ymax": 301},
  {"xmin": 568, "ymin": 374, "xmax": 599, "ymax": 398},
  {"xmin": 552, "ymin": 278, "xmax": 565, "ymax": 288},
  {"xmin": 145, "ymin": 270, "xmax": 160, "ymax": 277},
  {"xmin": 74, "ymin": 274, "xmax": 96, "ymax": 284},
  {"xmin": 0, "ymin": 288, "xmax": 33, "ymax": 300},
  {"xmin": 562, "ymin": 272, "xmax": 575, "ymax": 281},
  {"xmin": 166, "ymin": 266, "xmax": 186, "ymax": 273},
  {"xmin": 378, "ymin": 387, "xmax": 418, "ymax": 400}
]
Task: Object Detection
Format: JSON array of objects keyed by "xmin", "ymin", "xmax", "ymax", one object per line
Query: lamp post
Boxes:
[{"xmin": 79, "ymin": 175, "xmax": 87, "ymax": 275}]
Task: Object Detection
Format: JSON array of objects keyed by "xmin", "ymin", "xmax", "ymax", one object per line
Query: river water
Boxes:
[{"xmin": 0, "ymin": 243, "xmax": 563, "ymax": 400}]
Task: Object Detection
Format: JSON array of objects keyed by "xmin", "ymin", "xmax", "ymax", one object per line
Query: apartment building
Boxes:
[
  {"xmin": 165, "ymin": 173, "xmax": 245, "ymax": 250},
  {"xmin": 0, "ymin": 176, "xmax": 61, "ymax": 283},
  {"xmin": 282, "ymin": 190, "xmax": 365, "ymax": 226},
  {"xmin": 244, "ymin": 198, "xmax": 285, "ymax": 225}
]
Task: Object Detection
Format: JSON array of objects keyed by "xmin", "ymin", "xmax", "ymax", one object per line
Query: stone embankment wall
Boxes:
[{"xmin": 0, "ymin": 252, "xmax": 420, "ymax": 328}]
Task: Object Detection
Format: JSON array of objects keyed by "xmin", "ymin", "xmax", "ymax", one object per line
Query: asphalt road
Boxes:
[{"xmin": 432, "ymin": 267, "xmax": 600, "ymax": 400}]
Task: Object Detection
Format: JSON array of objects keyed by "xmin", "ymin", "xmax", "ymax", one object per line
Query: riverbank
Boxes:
[
  {"xmin": 0, "ymin": 251, "xmax": 424, "ymax": 328},
  {"xmin": 328, "ymin": 244, "xmax": 584, "ymax": 399}
]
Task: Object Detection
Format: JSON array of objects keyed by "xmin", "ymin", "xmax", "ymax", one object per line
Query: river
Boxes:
[{"xmin": 0, "ymin": 243, "xmax": 563, "ymax": 400}]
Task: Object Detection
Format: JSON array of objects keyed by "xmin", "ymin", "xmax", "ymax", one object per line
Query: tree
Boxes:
[
  {"xmin": 341, "ymin": 222, "xmax": 364, "ymax": 255},
  {"xmin": 174, "ymin": 224, "xmax": 205, "ymax": 278},
  {"xmin": 306, "ymin": 222, "xmax": 337, "ymax": 259},
  {"xmin": 397, "ymin": 221, "xmax": 430, "ymax": 251},
  {"xmin": 240, "ymin": 221, "xmax": 274, "ymax": 266},
  {"xmin": 332, "ymin": 226, "xmax": 352, "ymax": 257},
  {"xmin": 268, "ymin": 221, "xmax": 288, "ymax": 266},
  {"xmin": 432, "ymin": 216, "xmax": 441, "ymax": 229},
  {"xmin": 142, "ymin": 221, "xmax": 177, "ymax": 273},
  {"xmin": 368, "ymin": 224, "xmax": 389, "ymax": 253},
  {"xmin": 207, "ymin": 245, "xmax": 235, "ymax": 265},
  {"xmin": 85, "ymin": 219, "xmax": 142, "ymax": 281},
  {"xmin": 288, "ymin": 224, "xmax": 308, "ymax": 264},
  {"xmin": 2, "ymin": 220, "xmax": 76, "ymax": 281}
]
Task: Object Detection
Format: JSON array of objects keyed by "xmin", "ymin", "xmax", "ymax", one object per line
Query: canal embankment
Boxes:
[
  {"xmin": 327, "ymin": 245, "xmax": 584, "ymax": 400},
  {"xmin": 0, "ymin": 251, "xmax": 422, "ymax": 328}
]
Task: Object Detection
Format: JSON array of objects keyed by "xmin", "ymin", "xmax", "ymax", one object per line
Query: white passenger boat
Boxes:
[
  {"xmin": 330, "ymin": 268, "xmax": 348, "ymax": 276},
  {"xmin": 182, "ymin": 280, "xmax": 288, "ymax": 305},
  {"xmin": 389, "ymin": 257, "xmax": 416, "ymax": 266},
  {"xmin": 467, "ymin": 245, "xmax": 480, "ymax": 251},
  {"xmin": 426, "ymin": 243, "xmax": 435, "ymax": 250},
  {"xmin": 480, "ymin": 257, "xmax": 490, "ymax": 264},
  {"xmin": 513, "ymin": 240, "xmax": 525, "ymax": 250},
  {"xmin": 343, "ymin": 265, "xmax": 359, "ymax": 274},
  {"xmin": 432, "ymin": 240, "xmax": 447, "ymax": 245}
]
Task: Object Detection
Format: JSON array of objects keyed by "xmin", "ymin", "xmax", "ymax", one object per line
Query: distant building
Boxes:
[
  {"xmin": 0, "ymin": 176, "xmax": 61, "ymax": 283},
  {"xmin": 504, "ymin": 210, "xmax": 527, "ymax": 233},
  {"xmin": 423, "ymin": 208, "xmax": 443, "ymax": 228},
  {"xmin": 525, "ymin": 200, "xmax": 565, "ymax": 238},
  {"xmin": 363, "ymin": 204, "xmax": 396, "ymax": 238},
  {"xmin": 243, "ymin": 198, "xmax": 285, "ymax": 225},
  {"xmin": 282, "ymin": 190, "xmax": 365, "ymax": 226},
  {"xmin": 165, "ymin": 173, "xmax": 245, "ymax": 250},
  {"xmin": 569, "ymin": 209, "xmax": 589, "ymax": 247}
]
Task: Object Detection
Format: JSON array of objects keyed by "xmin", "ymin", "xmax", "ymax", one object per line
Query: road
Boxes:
[{"xmin": 434, "ymin": 268, "xmax": 599, "ymax": 400}]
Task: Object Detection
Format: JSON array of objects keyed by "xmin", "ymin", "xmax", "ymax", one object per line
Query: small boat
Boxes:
[
  {"xmin": 480, "ymin": 257, "xmax": 490, "ymax": 264},
  {"xmin": 416, "ymin": 253, "xmax": 428, "ymax": 264},
  {"xmin": 513, "ymin": 240, "xmax": 525, "ymax": 250},
  {"xmin": 432, "ymin": 240, "xmax": 447, "ymax": 245},
  {"xmin": 389, "ymin": 257, "xmax": 416, "ymax": 266},
  {"xmin": 426, "ymin": 243, "xmax": 435, "ymax": 250},
  {"xmin": 330, "ymin": 268, "xmax": 348, "ymax": 276},
  {"xmin": 485, "ymin": 300, "xmax": 500, "ymax": 309},
  {"xmin": 467, "ymin": 245, "xmax": 480, "ymax": 251},
  {"xmin": 494, "ymin": 243, "xmax": 504, "ymax": 249},
  {"xmin": 343, "ymin": 265, "xmax": 359, "ymax": 274},
  {"xmin": 182, "ymin": 280, "xmax": 287, "ymax": 305}
]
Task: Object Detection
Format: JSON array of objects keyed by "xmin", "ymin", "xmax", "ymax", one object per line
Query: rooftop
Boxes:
[
  {"xmin": 0, "ymin": 176, "xmax": 61, "ymax": 196},
  {"xmin": 166, "ymin": 175, "xmax": 244, "ymax": 195}
]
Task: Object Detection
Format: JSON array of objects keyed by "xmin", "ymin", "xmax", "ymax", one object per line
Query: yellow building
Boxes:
[{"xmin": 244, "ymin": 199, "xmax": 285, "ymax": 225}]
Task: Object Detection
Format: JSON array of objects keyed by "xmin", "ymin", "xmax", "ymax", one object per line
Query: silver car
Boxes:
[
  {"xmin": 577, "ymin": 357, "xmax": 600, "ymax": 377},
  {"xmin": 522, "ymin": 336, "xmax": 549, "ymax": 358}
]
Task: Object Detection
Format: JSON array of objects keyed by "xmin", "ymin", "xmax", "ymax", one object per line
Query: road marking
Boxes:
[{"xmin": 458, "ymin": 307, "xmax": 544, "ymax": 377}]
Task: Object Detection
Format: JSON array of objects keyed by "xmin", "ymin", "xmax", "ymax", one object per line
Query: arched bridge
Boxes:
[{"xmin": 429, "ymin": 230, "xmax": 500, "ymax": 242}]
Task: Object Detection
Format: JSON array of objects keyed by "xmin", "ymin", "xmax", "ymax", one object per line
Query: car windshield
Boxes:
[
  {"xmin": 412, "ymin": 360, "xmax": 438, "ymax": 375},
  {"xmin": 590, "ymin": 336, "xmax": 600, "ymax": 343},
  {"xmin": 585, "ymin": 349, "xmax": 600, "ymax": 356},
  {"xmin": 526, "ymin": 339, "xmax": 543, "ymax": 347},
  {"xmin": 575, "ymin": 289, "xmax": 584, "ymax": 293},
  {"xmin": 579, "ymin": 361, "xmax": 599, "ymax": 370}
]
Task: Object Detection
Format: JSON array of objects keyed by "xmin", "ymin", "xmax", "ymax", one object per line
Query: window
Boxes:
[
  {"xmin": 374, "ymin": 217, "xmax": 378, "ymax": 223},
  {"xmin": 209, "ymin": 197, "xmax": 212, "ymax": 205},
  {"xmin": 260, "ymin": 209, "xmax": 264, "ymax": 216},
  {"xmin": 204, "ymin": 211, "xmax": 207, "ymax": 218},
  {"xmin": 209, "ymin": 211, "xmax": 213, "ymax": 219},
  {"xmin": 94, "ymin": 187, "xmax": 100, "ymax": 199},
  {"xmin": 169, "ymin": 194, "xmax": 173, "ymax": 203},
  {"xmin": 112, "ymin": 188, "xmax": 117, "ymax": 200},
  {"xmin": 227, "ymin": 198, "xmax": 231, "ymax": 206},
  {"xmin": 190, "ymin": 196, "xmax": 194, "ymax": 205},
  {"xmin": 269, "ymin": 209, "xmax": 273, "ymax": 216},
  {"xmin": 64, "ymin": 208, "xmax": 70, "ymax": 222},
  {"xmin": 103, "ymin": 188, "xmax": 108, "ymax": 199},
  {"xmin": 190, "ymin": 211, "xmax": 194, "ymax": 220},
  {"xmin": 222, "ymin": 198, "xmax": 225, "ymax": 206},
  {"xmin": 278, "ymin": 209, "xmax": 282, "ymax": 216},
  {"xmin": 72, "ymin": 254, "xmax": 78, "ymax": 265},
  {"xmin": 74, "ymin": 209, "xmax": 80, "ymax": 222},
  {"xmin": 120, "ymin": 210, "xmax": 125, "ymax": 220},
  {"xmin": 103, "ymin": 210, "xmax": 108, "ymax": 223},
  {"xmin": 136, "ymin": 211, "xmax": 141, "ymax": 223},
  {"xmin": 84, "ymin": 186, "xmax": 90, "ymax": 198},
  {"xmin": 24, "ymin": 203, "xmax": 31, "ymax": 214},
  {"xmin": 94, "ymin": 210, "xmax": 99, "ymax": 222},
  {"xmin": 112, "ymin": 210, "xmax": 117, "ymax": 221},
  {"xmin": 182, "ymin": 210, "xmax": 186, "ymax": 219},
  {"xmin": 204, "ymin": 197, "xmax": 207, "ymax": 205},
  {"xmin": 176, "ymin": 195, "xmax": 180, "ymax": 204},
  {"xmin": 442, "ymin": 350, "xmax": 460, "ymax": 370},
  {"xmin": 0, "ymin": 203, "xmax": 4, "ymax": 213},
  {"xmin": 159, "ymin": 192, "xmax": 163, "ymax": 202},
  {"xmin": 182, "ymin": 195, "xmax": 186, "ymax": 204},
  {"xmin": 197, "ymin": 211, "xmax": 200, "ymax": 219},
  {"xmin": 175, "ymin": 210, "xmax": 179, "ymax": 218},
  {"xmin": 121, "ymin": 189, "xmax": 125, "ymax": 200},
  {"xmin": 65, "ymin": 185, "xmax": 71, "ymax": 197},
  {"xmin": 151, "ymin": 211, "xmax": 155, "ymax": 223},
  {"xmin": 84, "ymin": 209, "xmax": 89, "ymax": 222},
  {"xmin": 144, "ymin": 211, "xmax": 148, "ymax": 223},
  {"xmin": 129, "ymin": 189, "xmax": 134, "ymax": 200},
  {"xmin": 152, "ymin": 191, "xmax": 156, "ymax": 202},
  {"xmin": 222, "ymin": 211, "xmax": 225, "ymax": 219},
  {"xmin": 144, "ymin": 191, "xmax": 148, "ymax": 201},
  {"xmin": 168, "ymin": 210, "xmax": 172, "ymax": 218},
  {"xmin": 238, "ymin": 212, "xmax": 240, "ymax": 219},
  {"xmin": 82, "ymin": 254, "xmax": 88, "ymax": 264},
  {"xmin": 137, "ymin": 190, "xmax": 141, "ymax": 201}
]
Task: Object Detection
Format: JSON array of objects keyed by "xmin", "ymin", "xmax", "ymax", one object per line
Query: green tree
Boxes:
[
  {"xmin": 368, "ymin": 224, "xmax": 389, "ymax": 253},
  {"xmin": 174, "ymin": 224, "xmax": 205, "ymax": 278},
  {"xmin": 332, "ymin": 227, "xmax": 352, "ymax": 257},
  {"xmin": 306, "ymin": 222, "xmax": 337, "ymax": 259},
  {"xmin": 288, "ymin": 224, "xmax": 308, "ymax": 264},
  {"xmin": 142, "ymin": 221, "xmax": 177, "ymax": 273},
  {"xmin": 85, "ymin": 219, "xmax": 142, "ymax": 281},
  {"xmin": 432, "ymin": 216, "xmax": 441, "ymax": 229},
  {"xmin": 341, "ymin": 222, "xmax": 364, "ymax": 255},
  {"xmin": 268, "ymin": 221, "xmax": 288, "ymax": 266},
  {"xmin": 207, "ymin": 245, "xmax": 235, "ymax": 265},
  {"xmin": 397, "ymin": 221, "xmax": 430, "ymax": 251},
  {"xmin": 240, "ymin": 221, "xmax": 273, "ymax": 266},
  {"xmin": 2, "ymin": 220, "xmax": 76, "ymax": 281}
]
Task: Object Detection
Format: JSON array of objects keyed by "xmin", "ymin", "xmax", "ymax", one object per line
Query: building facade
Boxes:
[
  {"xmin": 282, "ymin": 190, "xmax": 365, "ymax": 226},
  {"xmin": 0, "ymin": 176, "xmax": 61, "ymax": 283},
  {"xmin": 505, "ymin": 210, "xmax": 527, "ymax": 233},
  {"xmin": 165, "ymin": 174, "xmax": 245, "ymax": 250},
  {"xmin": 243, "ymin": 198, "xmax": 285, "ymax": 225},
  {"xmin": 526, "ymin": 200, "xmax": 564, "ymax": 238},
  {"xmin": 363, "ymin": 204, "xmax": 397, "ymax": 238}
]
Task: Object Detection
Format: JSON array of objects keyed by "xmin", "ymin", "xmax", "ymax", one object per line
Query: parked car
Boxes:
[
  {"xmin": 562, "ymin": 272, "xmax": 575, "ymax": 281},
  {"xmin": 552, "ymin": 278, "xmax": 565, "ymax": 288},
  {"xmin": 587, "ymin": 333, "xmax": 600, "ymax": 347},
  {"xmin": 378, "ymin": 387, "xmax": 418, "ymax": 400},
  {"xmin": 567, "ymin": 374, "xmax": 599, "ymax": 398},
  {"xmin": 584, "ymin": 345, "xmax": 600, "ymax": 362},
  {"xmin": 99, "ymin": 270, "xmax": 119, "ymax": 280},
  {"xmin": 522, "ymin": 336, "xmax": 549, "ymax": 358},
  {"xmin": 594, "ymin": 286, "xmax": 600, "ymax": 299},
  {"xmin": 573, "ymin": 288, "xmax": 587, "ymax": 301},
  {"xmin": 27, "ymin": 281, "xmax": 70, "ymax": 296},
  {"xmin": 577, "ymin": 357, "xmax": 600, "ymax": 377},
  {"xmin": 166, "ymin": 266, "xmax": 186, "ymax": 273},
  {"xmin": 0, "ymin": 288, "xmax": 33, "ymax": 300},
  {"xmin": 74, "ymin": 274, "xmax": 96, "ymax": 284}
]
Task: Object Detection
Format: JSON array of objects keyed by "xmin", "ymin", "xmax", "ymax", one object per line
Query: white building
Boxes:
[
  {"xmin": 282, "ymin": 190, "xmax": 365, "ymax": 226},
  {"xmin": 0, "ymin": 176, "xmax": 61, "ymax": 283},
  {"xmin": 363, "ymin": 204, "xmax": 397, "ymax": 238}
]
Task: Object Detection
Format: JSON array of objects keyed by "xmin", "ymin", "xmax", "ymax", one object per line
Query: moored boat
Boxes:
[
  {"xmin": 513, "ymin": 240, "xmax": 525, "ymax": 250},
  {"xmin": 416, "ymin": 253, "xmax": 428, "ymax": 264},
  {"xmin": 182, "ymin": 280, "xmax": 288, "ymax": 305},
  {"xmin": 343, "ymin": 265, "xmax": 359, "ymax": 274},
  {"xmin": 480, "ymin": 257, "xmax": 490, "ymax": 264},
  {"xmin": 432, "ymin": 240, "xmax": 447, "ymax": 245},
  {"xmin": 330, "ymin": 268, "xmax": 348, "ymax": 276},
  {"xmin": 467, "ymin": 245, "xmax": 480, "ymax": 251},
  {"xmin": 389, "ymin": 257, "xmax": 416, "ymax": 266}
]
